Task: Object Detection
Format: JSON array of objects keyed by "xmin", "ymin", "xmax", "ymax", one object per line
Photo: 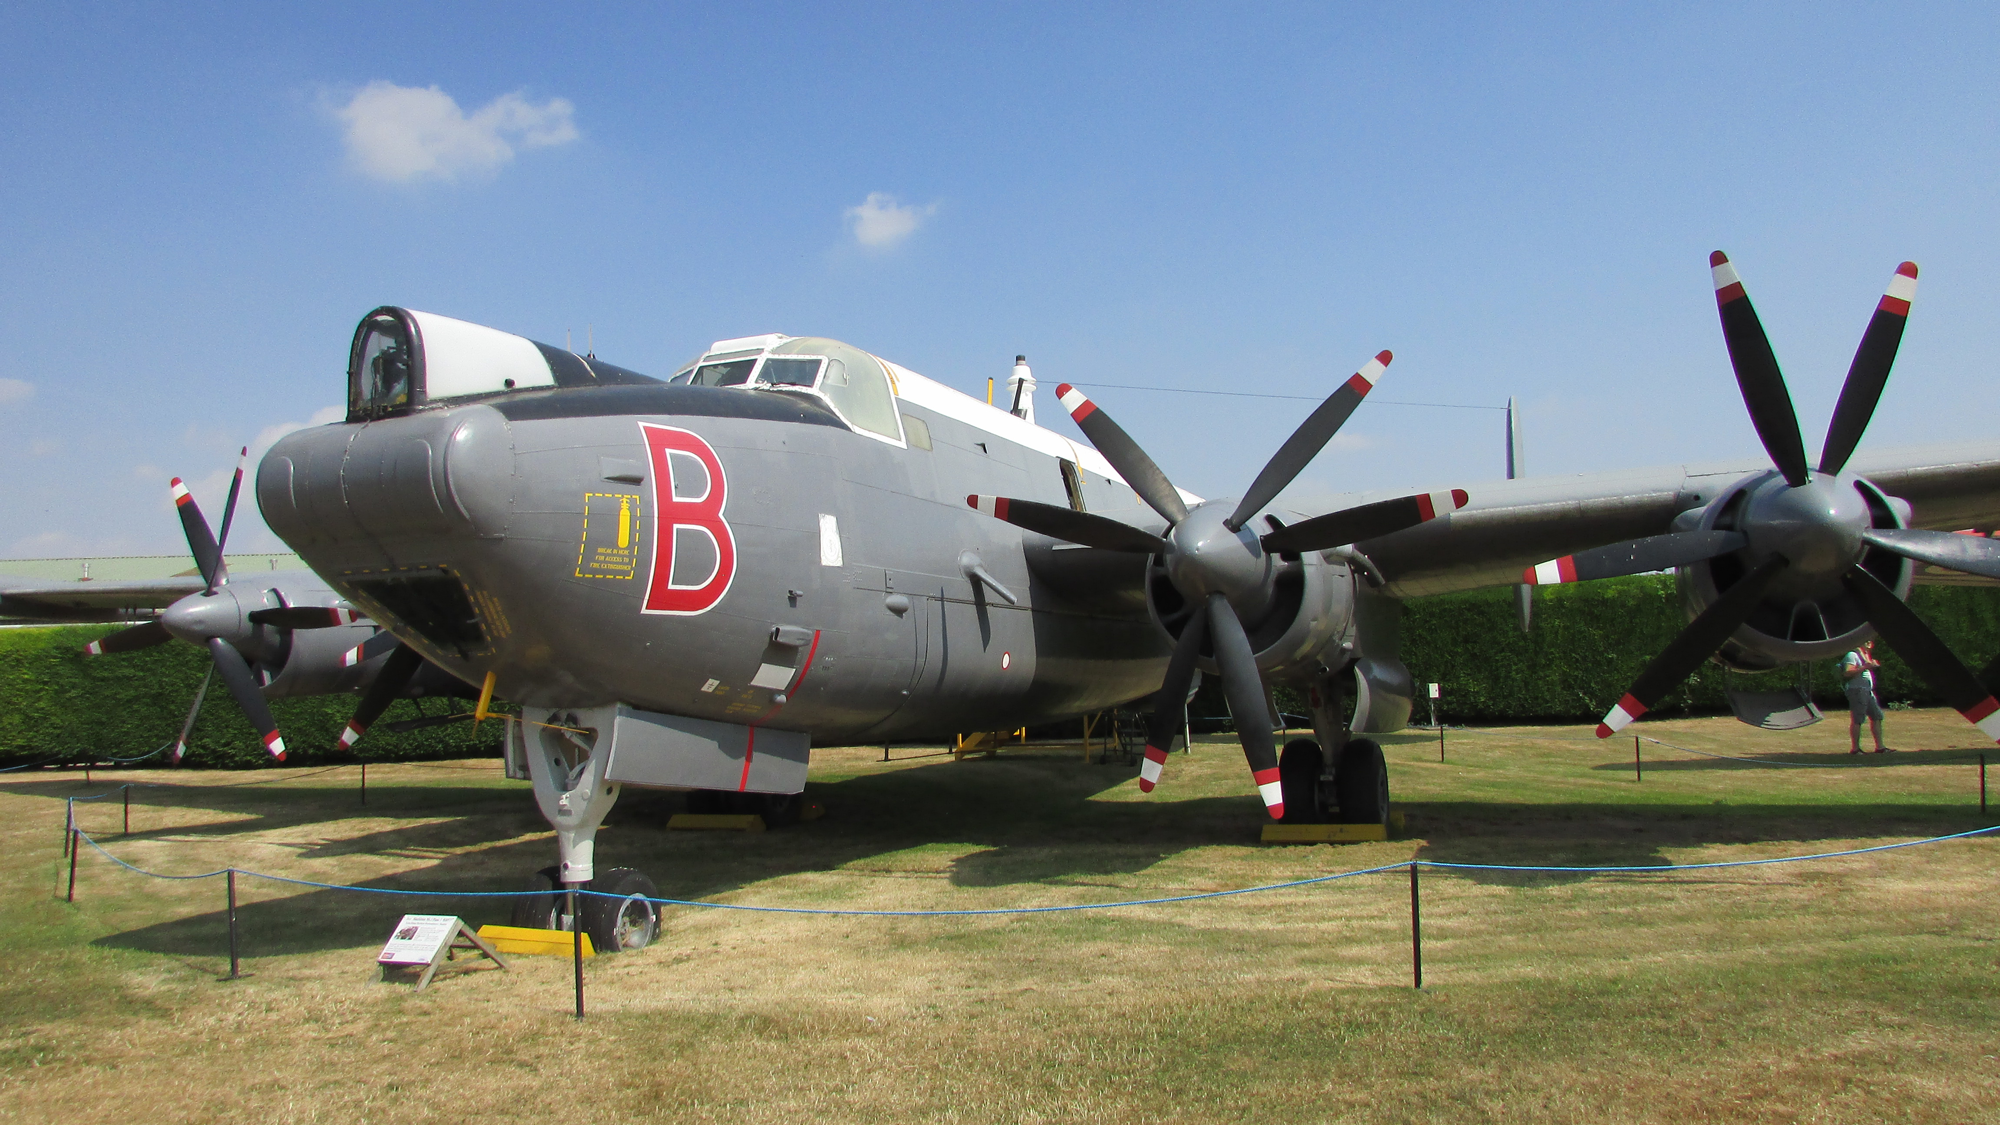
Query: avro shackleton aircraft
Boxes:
[{"xmin": 230, "ymin": 252, "xmax": 2000, "ymax": 951}]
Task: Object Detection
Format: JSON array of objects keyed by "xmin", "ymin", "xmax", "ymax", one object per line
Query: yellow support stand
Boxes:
[
  {"xmin": 953, "ymin": 729, "xmax": 1026, "ymax": 760},
  {"xmin": 475, "ymin": 924, "xmax": 595, "ymax": 957},
  {"xmin": 1261, "ymin": 810, "xmax": 1405, "ymax": 844}
]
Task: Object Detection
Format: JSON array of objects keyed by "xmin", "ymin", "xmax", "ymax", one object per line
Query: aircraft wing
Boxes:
[
  {"xmin": 1293, "ymin": 440, "xmax": 2000, "ymax": 599},
  {"xmin": 0, "ymin": 575, "xmax": 207, "ymax": 621}
]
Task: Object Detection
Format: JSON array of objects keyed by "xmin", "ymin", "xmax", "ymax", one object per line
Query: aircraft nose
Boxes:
[{"xmin": 161, "ymin": 588, "xmax": 244, "ymax": 644}]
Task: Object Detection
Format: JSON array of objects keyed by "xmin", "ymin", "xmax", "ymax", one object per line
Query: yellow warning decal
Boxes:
[{"xmin": 576, "ymin": 493, "xmax": 642, "ymax": 580}]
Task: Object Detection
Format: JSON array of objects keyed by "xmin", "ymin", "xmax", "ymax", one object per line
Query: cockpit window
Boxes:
[
  {"xmin": 772, "ymin": 338, "xmax": 902, "ymax": 442},
  {"xmin": 350, "ymin": 312, "xmax": 416, "ymax": 420},
  {"xmin": 690, "ymin": 359, "xmax": 757, "ymax": 386},
  {"xmin": 758, "ymin": 357, "xmax": 823, "ymax": 386}
]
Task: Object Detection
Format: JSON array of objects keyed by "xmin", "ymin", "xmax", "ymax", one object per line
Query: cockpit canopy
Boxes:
[
  {"xmin": 347, "ymin": 306, "xmax": 656, "ymax": 421},
  {"xmin": 670, "ymin": 335, "xmax": 904, "ymax": 443}
]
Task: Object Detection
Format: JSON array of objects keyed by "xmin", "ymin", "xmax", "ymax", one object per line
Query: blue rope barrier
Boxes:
[
  {"xmin": 4, "ymin": 743, "xmax": 171, "ymax": 773},
  {"xmin": 69, "ymin": 822, "xmax": 2000, "ymax": 915}
]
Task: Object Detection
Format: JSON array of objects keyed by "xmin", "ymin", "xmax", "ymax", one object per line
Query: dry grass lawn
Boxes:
[{"xmin": 3, "ymin": 711, "xmax": 1999, "ymax": 1123}]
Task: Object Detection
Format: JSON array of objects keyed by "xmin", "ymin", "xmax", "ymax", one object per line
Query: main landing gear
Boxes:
[
  {"xmin": 1276, "ymin": 668, "xmax": 1392, "ymax": 827},
  {"xmin": 1277, "ymin": 737, "xmax": 1389, "ymax": 825}
]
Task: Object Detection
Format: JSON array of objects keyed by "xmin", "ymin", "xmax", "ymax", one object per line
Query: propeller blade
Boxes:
[
  {"xmin": 1819, "ymin": 263, "xmax": 1918, "ymax": 475},
  {"xmin": 1711, "ymin": 252, "xmax": 1809, "ymax": 487},
  {"xmin": 207, "ymin": 636, "xmax": 286, "ymax": 760},
  {"xmin": 343, "ymin": 630, "xmax": 401, "ymax": 667},
  {"xmin": 249, "ymin": 605, "xmax": 368, "ymax": 629},
  {"xmin": 1138, "ymin": 607, "xmax": 1211, "ymax": 793},
  {"xmin": 1841, "ymin": 565, "xmax": 2000, "ymax": 742},
  {"xmin": 1522, "ymin": 530, "xmax": 1746, "ymax": 585},
  {"xmin": 209, "ymin": 446, "xmax": 248, "ymax": 592},
  {"xmin": 169, "ymin": 664, "xmax": 213, "ymax": 765},
  {"xmin": 1259, "ymin": 489, "xmax": 1467, "ymax": 556},
  {"xmin": 171, "ymin": 478, "xmax": 224, "ymax": 591},
  {"xmin": 1226, "ymin": 351, "xmax": 1392, "ymax": 531},
  {"xmin": 1595, "ymin": 553, "xmax": 1789, "ymax": 737},
  {"xmin": 1205, "ymin": 594, "xmax": 1283, "ymax": 819},
  {"xmin": 1860, "ymin": 528, "xmax": 2000, "ymax": 580},
  {"xmin": 1053, "ymin": 384, "xmax": 1188, "ymax": 524},
  {"xmin": 966, "ymin": 495, "xmax": 1168, "ymax": 554},
  {"xmin": 82, "ymin": 619, "xmax": 171, "ymax": 655},
  {"xmin": 385, "ymin": 711, "xmax": 476, "ymax": 734},
  {"xmin": 337, "ymin": 643, "xmax": 425, "ymax": 751}
]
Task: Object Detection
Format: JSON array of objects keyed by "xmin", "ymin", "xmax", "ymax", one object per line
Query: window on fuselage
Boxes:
[
  {"xmin": 1059, "ymin": 459, "xmax": 1088, "ymax": 512},
  {"xmin": 758, "ymin": 357, "xmax": 823, "ymax": 387},
  {"xmin": 690, "ymin": 359, "xmax": 758, "ymax": 386}
]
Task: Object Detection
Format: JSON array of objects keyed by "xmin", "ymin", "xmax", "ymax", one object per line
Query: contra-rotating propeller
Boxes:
[
  {"xmin": 1522, "ymin": 253, "xmax": 2000, "ymax": 743},
  {"xmin": 83, "ymin": 450, "xmax": 294, "ymax": 761},
  {"xmin": 969, "ymin": 352, "xmax": 1470, "ymax": 817}
]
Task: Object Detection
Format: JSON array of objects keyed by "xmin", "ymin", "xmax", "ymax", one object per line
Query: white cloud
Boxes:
[
  {"xmin": 845, "ymin": 192, "xmax": 937, "ymax": 249},
  {"xmin": 333, "ymin": 81, "xmax": 578, "ymax": 183},
  {"xmin": 0, "ymin": 378, "xmax": 34, "ymax": 406},
  {"xmin": 173, "ymin": 406, "xmax": 344, "ymax": 518}
]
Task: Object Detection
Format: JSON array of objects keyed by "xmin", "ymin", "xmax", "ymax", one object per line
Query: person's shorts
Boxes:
[{"xmin": 1847, "ymin": 687, "xmax": 1885, "ymax": 722}]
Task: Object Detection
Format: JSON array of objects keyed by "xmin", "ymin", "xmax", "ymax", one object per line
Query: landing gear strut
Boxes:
[{"xmin": 512, "ymin": 707, "xmax": 660, "ymax": 952}]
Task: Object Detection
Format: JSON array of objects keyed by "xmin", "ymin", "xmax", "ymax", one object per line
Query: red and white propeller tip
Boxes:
[
  {"xmin": 1415, "ymin": 489, "xmax": 1468, "ymax": 522},
  {"xmin": 170, "ymin": 478, "xmax": 194, "ymax": 508},
  {"xmin": 1137, "ymin": 743, "xmax": 1169, "ymax": 792},
  {"xmin": 1522, "ymin": 556, "xmax": 1578, "ymax": 585},
  {"xmin": 1253, "ymin": 767, "xmax": 1284, "ymax": 819},
  {"xmin": 1344, "ymin": 350, "xmax": 1394, "ymax": 396},
  {"xmin": 1709, "ymin": 250, "xmax": 1747, "ymax": 306},
  {"xmin": 262, "ymin": 729, "xmax": 287, "ymax": 761},
  {"xmin": 1595, "ymin": 693, "xmax": 1647, "ymax": 739},
  {"xmin": 1054, "ymin": 383, "xmax": 1095, "ymax": 423},
  {"xmin": 1958, "ymin": 697, "xmax": 2000, "ymax": 743},
  {"xmin": 967, "ymin": 495, "xmax": 1012, "ymax": 519},
  {"xmin": 1879, "ymin": 261, "xmax": 1919, "ymax": 317},
  {"xmin": 337, "ymin": 720, "xmax": 366, "ymax": 750}
]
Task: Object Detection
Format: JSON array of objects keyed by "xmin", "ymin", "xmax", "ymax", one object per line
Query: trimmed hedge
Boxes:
[
  {"xmin": 8, "ymin": 575, "xmax": 1999, "ymax": 767},
  {"xmin": 0, "ymin": 625, "xmax": 505, "ymax": 769},
  {"xmin": 1400, "ymin": 575, "xmax": 2000, "ymax": 722}
]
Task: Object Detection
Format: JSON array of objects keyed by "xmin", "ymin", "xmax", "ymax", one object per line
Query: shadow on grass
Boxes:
[
  {"xmin": 1405, "ymin": 800, "xmax": 1995, "ymax": 885},
  {"xmin": 48, "ymin": 748, "xmax": 2000, "ymax": 956}
]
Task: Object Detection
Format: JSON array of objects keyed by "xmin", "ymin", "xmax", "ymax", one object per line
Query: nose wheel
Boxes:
[{"xmin": 511, "ymin": 865, "xmax": 661, "ymax": 952}]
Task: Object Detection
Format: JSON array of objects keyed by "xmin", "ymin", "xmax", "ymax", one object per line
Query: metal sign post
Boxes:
[
  {"xmin": 1428, "ymin": 683, "xmax": 1443, "ymax": 761},
  {"xmin": 569, "ymin": 887, "xmax": 585, "ymax": 1019}
]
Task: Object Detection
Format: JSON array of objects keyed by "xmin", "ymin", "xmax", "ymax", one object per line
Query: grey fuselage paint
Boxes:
[{"xmin": 259, "ymin": 379, "xmax": 1203, "ymax": 746}]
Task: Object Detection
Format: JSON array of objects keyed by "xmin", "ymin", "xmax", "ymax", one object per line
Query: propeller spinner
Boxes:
[{"xmin": 970, "ymin": 352, "xmax": 1470, "ymax": 817}]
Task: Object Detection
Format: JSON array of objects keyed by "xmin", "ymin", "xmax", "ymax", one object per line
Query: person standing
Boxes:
[{"xmin": 1840, "ymin": 640, "xmax": 1891, "ymax": 754}]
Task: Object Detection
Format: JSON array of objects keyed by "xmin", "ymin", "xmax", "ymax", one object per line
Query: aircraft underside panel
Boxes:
[{"xmin": 597, "ymin": 702, "xmax": 809, "ymax": 794}]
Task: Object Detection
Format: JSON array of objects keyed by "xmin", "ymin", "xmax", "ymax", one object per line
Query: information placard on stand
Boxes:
[{"xmin": 377, "ymin": 914, "xmax": 508, "ymax": 991}]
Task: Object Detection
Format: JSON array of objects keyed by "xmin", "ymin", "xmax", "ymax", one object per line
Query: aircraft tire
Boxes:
[
  {"xmin": 510, "ymin": 865, "xmax": 564, "ymax": 930},
  {"xmin": 581, "ymin": 867, "xmax": 661, "ymax": 952},
  {"xmin": 1278, "ymin": 738, "xmax": 1327, "ymax": 823},
  {"xmin": 760, "ymin": 792, "xmax": 803, "ymax": 827},
  {"xmin": 1334, "ymin": 739, "xmax": 1389, "ymax": 826}
]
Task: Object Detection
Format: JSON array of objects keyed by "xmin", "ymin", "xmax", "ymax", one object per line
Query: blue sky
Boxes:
[{"xmin": 3, "ymin": 2, "xmax": 1998, "ymax": 557}]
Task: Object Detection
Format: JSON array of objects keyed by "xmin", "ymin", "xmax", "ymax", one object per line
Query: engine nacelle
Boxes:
[
  {"xmin": 1675, "ymin": 469, "xmax": 1912, "ymax": 672},
  {"xmin": 1144, "ymin": 548, "xmax": 1356, "ymax": 682}
]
